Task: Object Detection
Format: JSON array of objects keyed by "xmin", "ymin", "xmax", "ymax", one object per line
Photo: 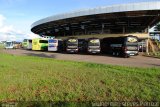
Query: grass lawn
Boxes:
[{"xmin": 0, "ymin": 52, "xmax": 160, "ymax": 103}]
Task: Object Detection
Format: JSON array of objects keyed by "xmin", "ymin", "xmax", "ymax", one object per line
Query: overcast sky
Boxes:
[{"xmin": 0, "ymin": 0, "xmax": 158, "ymax": 41}]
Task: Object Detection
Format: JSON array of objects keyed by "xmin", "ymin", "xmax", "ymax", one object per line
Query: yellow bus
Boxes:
[{"xmin": 32, "ymin": 38, "xmax": 48, "ymax": 51}]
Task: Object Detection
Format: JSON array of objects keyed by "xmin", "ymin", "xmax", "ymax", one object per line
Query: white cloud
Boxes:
[
  {"xmin": 0, "ymin": 14, "xmax": 40, "ymax": 42},
  {"xmin": 0, "ymin": 14, "xmax": 6, "ymax": 27},
  {"xmin": 26, "ymin": 33, "xmax": 40, "ymax": 39}
]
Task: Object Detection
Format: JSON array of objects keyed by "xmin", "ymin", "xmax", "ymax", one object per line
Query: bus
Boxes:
[
  {"xmin": 5, "ymin": 41, "xmax": 14, "ymax": 49},
  {"xmin": 48, "ymin": 39, "xmax": 63, "ymax": 52},
  {"xmin": 32, "ymin": 38, "xmax": 48, "ymax": 51},
  {"xmin": 13, "ymin": 42, "xmax": 22, "ymax": 49},
  {"xmin": 65, "ymin": 37, "xmax": 78, "ymax": 53},
  {"xmin": 22, "ymin": 39, "xmax": 32, "ymax": 50},
  {"xmin": 87, "ymin": 38, "xmax": 101, "ymax": 54},
  {"xmin": 101, "ymin": 35, "xmax": 139, "ymax": 58}
]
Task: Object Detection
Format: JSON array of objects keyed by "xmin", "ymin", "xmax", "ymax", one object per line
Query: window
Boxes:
[
  {"xmin": 49, "ymin": 40, "xmax": 57, "ymax": 43},
  {"xmin": 29, "ymin": 40, "xmax": 32, "ymax": 43},
  {"xmin": 127, "ymin": 37, "xmax": 138, "ymax": 43},
  {"xmin": 88, "ymin": 39, "xmax": 100, "ymax": 46},
  {"xmin": 40, "ymin": 40, "xmax": 48, "ymax": 43}
]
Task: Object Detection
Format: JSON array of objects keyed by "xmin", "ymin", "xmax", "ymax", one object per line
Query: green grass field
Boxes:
[{"xmin": 0, "ymin": 52, "xmax": 160, "ymax": 103}]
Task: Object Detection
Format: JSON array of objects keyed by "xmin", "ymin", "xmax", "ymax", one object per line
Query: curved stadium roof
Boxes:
[{"xmin": 31, "ymin": 1, "xmax": 160, "ymax": 36}]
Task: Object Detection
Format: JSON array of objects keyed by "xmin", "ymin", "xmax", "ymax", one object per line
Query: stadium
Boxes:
[{"xmin": 31, "ymin": 1, "xmax": 160, "ymax": 39}]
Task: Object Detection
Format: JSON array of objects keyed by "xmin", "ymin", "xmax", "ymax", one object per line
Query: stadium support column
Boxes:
[
  {"xmin": 64, "ymin": 32, "xmax": 66, "ymax": 36},
  {"xmin": 101, "ymin": 24, "xmax": 104, "ymax": 34},
  {"xmin": 108, "ymin": 29, "xmax": 111, "ymax": 33},
  {"xmin": 72, "ymin": 31, "xmax": 74, "ymax": 36},
  {"xmin": 81, "ymin": 25, "xmax": 86, "ymax": 35},
  {"xmin": 123, "ymin": 26, "xmax": 126, "ymax": 34},
  {"xmin": 85, "ymin": 29, "xmax": 87, "ymax": 35}
]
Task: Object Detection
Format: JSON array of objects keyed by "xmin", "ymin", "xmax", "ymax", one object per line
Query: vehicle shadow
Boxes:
[
  {"xmin": 22, "ymin": 49, "xmax": 132, "ymax": 59},
  {"xmin": 149, "ymin": 64, "xmax": 160, "ymax": 67},
  {"xmin": 71, "ymin": 52, "xmax": 127, "ymax": 58},
  {"xmin": 23, "ymin": 52, "xmax": 56, "ymax": 58}
]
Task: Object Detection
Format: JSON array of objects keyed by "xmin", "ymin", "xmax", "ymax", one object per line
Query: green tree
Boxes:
[{"xmin": 155, "ymin": 23, "xmax": 160, "ymax": 31}]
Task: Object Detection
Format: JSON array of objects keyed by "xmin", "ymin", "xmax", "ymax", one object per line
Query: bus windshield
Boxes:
[
  {"xmin": 125, "ymin": 37, "xmax": 138, "ymax": 50},
  {"xmin": 23, "ymin": 39, "xmax": 27, "ymax": 42},
  {"xmin": 6, "ymin": 42, "xmax": 12, "ymax": 47},
  {"xmin": 67, "ymin": 39, "xmax": 78, "ymax": 45},
  {"xmin": 29, "ymin": 40, "xmax": 32, "ymax": 43},
  {"xmin": 88, "ymin": 39, "xmax": 100, "ymax": 46},
  {"xmin": 126, "ymin": 37, "xmax": 138, "ymax": 44},
  {"xmin": 49, "ymin": 39, "xmax": 57, "ymax": 43}
]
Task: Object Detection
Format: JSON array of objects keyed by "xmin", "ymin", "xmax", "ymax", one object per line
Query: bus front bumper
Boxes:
[
  {"xmin": 125, "ymin": 51, "xmax": 138, "ymax": 56},
  {"xmin": 88, "ymin": 49, "xmax": 101, "ymax": 54},
  {"xmin": 66, "ymin": 49, "xmax": 78, "ymax": 53}
]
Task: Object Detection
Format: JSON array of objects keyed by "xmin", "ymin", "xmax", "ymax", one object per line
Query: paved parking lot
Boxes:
[{"xmin": 2, "ymin": 49, "xmax": 160, "ymax": 68}]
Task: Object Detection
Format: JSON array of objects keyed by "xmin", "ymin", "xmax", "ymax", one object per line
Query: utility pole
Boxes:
[{"xmin": 146, "ymin": 26, "xmax": 150, "ymax": 55}]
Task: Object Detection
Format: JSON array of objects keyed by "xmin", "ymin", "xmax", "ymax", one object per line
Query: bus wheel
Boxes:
[
  {"xmin": 116, "ymin": 52, "xmax": 119, "ymax": 56},
  {"xmin": 124, "ymin": 54, "xmax": 129, "ymax": 58},
  {"xmin": 112, "ymin": 52, "xmax": 115, "ymax": 56}
]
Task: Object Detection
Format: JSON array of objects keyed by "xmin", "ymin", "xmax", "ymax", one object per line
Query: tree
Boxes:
[{"xmin": 155, "ymin": 23, "xmax": 160, "ymax": 31}]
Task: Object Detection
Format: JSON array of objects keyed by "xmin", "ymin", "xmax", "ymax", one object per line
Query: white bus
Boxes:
[
  {"xmin": 5, "ymin": 41, "xmax": 14, "ymax": 49},
  {"xmin": 22, "ymin": 39, "xmax": 32, "ymax": 50},
  {"xmin": 48, "ymin": 39, "xmax": 63, "ymax": 52}
]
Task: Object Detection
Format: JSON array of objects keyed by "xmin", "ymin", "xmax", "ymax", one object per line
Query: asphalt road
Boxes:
[{"xmin": 1, "ymin": 49, "xmax": 160, "ymax": 68}]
